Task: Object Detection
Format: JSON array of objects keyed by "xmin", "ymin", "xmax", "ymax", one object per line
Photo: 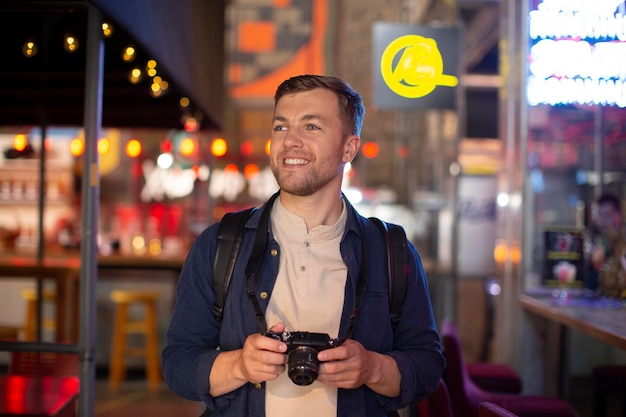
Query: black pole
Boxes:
[{"xmin": 79, "ymin": 4, "xmax": 103, "ymax": 417}]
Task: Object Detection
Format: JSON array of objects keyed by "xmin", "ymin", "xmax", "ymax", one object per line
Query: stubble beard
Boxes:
[{"xmin": 271, "ymin": 159, "xmax": 341, "ymax": 197}]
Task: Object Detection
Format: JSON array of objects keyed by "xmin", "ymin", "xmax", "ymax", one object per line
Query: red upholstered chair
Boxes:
[
  {"xmin": 415, "ymin": 379, "xmax": 453, "ymax": 417},
  {"xmin": 441, "ymin": 320, "xmax": 580, "ymax": 417},
  {"xmin": 467, "ymin": 362, "xmax": 523, "ymax": 394},
  {"xmin": 592, "ymin": 365, "xmax": 626, "ymax": 417},
  {"xmin": 479, "ymin": 402, "xmax": 519, "ymax": 417}
]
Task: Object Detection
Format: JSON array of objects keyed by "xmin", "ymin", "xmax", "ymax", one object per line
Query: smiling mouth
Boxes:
[{"xmin": 284, "ymin": 158, "xmax": 308, "ymax": 165}]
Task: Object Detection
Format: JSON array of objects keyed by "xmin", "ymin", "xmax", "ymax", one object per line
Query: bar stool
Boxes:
[
  {"xmin": 22, "ymin": 288, "xmax": 57, "ymax": 341},
  {"xmin": 108, "ymin": 290, "xmax": 162, "ymax": 392}
]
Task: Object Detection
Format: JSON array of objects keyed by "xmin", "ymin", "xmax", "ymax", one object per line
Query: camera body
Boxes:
[{"xmin": 265, "ymin": 330, "xmax": 340, "ymax": 386}]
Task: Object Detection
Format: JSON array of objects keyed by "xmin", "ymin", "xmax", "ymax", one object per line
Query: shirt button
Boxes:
[
  {"xmin": 271, "ymin": 249, "xmax": 278, "ymax": 256},
  {"xmin": 300, "ymin": 265, "xmax": 306, "ymax": 272},
  {"xmin": 255, "ymin": 383, "xmax": 262, "ymax": 389},
  {"xmin": 260, "ymin": 291, "xmax": 268, "ymax": 299},
  {"xmin": 304, "ymin": 241, "xmax": 310, "ymax": 247}
]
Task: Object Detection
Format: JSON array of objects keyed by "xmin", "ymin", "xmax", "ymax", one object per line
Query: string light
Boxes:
[
  {"xmin": 122, "ymin": 45, "xmax": 135, "ymax": 62},
  {"xmin": 22, "ymin": 40, "xmax": 37, "ymax": 57},
  {"xmin": 97, "ymin": 138, "xmax": 110, "ymax": 155},
  {"xmin": 64, "ymin": 34, "xmax": 79, "ymax": 52},
  {"xmin": 13, "ymin": 134, "xmax": 28, "ymax": 151},
  {"xmin": 179, "ymin": 138, "xmax": 195, "ymax": 156},
  {"xmin": 70, "ymin": 138, "xmax": 84, "ymax": 156},
  {"xmin": 128, "ymin": 67, "xmax": 143, "ymax": 84},
  {"xmin": 211, "ymin": 138, "xmax": 228, "ymax": 157},
  {"xmin": 125, "ymin": 139, "xmax": 142, "ymax": 158},
  {"xmin": 146, "ymin": 59, "xmax": 157, "ymax": 77},
  {"xmin": 101, "ymin": 22, "xmax": 114, "ymax": 38}
]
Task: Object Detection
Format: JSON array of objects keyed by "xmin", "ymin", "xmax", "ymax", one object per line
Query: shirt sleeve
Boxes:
[{"xmin": 378, "ymin": 242, "xmax": 446, "ymax": 410}]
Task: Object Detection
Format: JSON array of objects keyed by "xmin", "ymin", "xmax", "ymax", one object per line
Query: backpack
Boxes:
[{"xmin": 211, "ymin": 207, "xmax": 408, "ymax": 329}]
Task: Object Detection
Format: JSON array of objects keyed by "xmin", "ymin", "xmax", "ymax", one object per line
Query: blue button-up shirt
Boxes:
[{"xmin": 162, "ymin": 196, "xmax": 445, "ymax": 417}]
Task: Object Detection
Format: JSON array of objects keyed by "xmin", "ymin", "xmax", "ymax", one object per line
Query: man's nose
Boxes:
[{"xmin": 283, "ymin": 130, "xmax": 303, "ymax": 147}]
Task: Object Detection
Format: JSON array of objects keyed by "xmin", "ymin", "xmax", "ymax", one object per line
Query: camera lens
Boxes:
[{"xmin": 287, "ymin": 346, "xmax": 320, "ymax": 386}]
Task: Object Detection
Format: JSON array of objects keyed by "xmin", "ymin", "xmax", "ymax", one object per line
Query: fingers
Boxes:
[
  {"xmin": 267, "ymin": 322, "xmax": 286, "ymax": 334},
  {"xmin": 316, "ymin": 340, "xmax": 368, "ymax": 389},
  {"xmin": 239, "ymin": 332, "xmax": 287, "ymax": 384}
]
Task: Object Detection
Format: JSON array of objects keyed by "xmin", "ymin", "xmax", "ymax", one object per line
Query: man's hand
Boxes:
[
  {"xmin": 209, "ymin": 323, "xmax": 287, "ymax": 396},
  {"xmin": 315, "ymin": 339, "xmax": 401, "ymax": 397}
]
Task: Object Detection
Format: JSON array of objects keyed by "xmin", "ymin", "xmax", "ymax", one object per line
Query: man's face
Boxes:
[
  {"xmin": 269, "ymin": 88, "xmax": 359, "ymax": 197},
  {"xmin": 597, "ymin": 202, "xmax": 622, "ymax": 231}
]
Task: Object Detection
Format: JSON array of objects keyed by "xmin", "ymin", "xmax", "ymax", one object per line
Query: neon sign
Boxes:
[
  {"xmin": 380, "ymin": 35, "xmax": 458, "ymax": 99},
  {"xmin": 527, "ymin": 0, "xmax": 626, "ymax": 107}
]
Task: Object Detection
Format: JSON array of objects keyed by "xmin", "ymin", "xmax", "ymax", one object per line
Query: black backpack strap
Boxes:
[
  {"xmin": 212, "ymin": 207, "xmax": 256, "ymax": 322},
  {"xmin": 370, "ymin": 218, "xmax": 408, "ymax": 329}
]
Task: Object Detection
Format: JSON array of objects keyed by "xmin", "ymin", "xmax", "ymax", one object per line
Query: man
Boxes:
[
  {"xmin": 162, "ymin": 75, "xmax": 444, "ymax": 417},
  {"xmin": 590, "ymin": 193, "xmax": 624, "ymax": 272},
  {"xmin": 589, "ymin": 193, "xmax": 626, "ymax": 296}
]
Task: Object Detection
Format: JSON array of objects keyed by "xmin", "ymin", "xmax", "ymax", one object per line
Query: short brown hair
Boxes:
[{"xmin": 274, "ymin": 74, "xmax": 365, "ymax": 137}]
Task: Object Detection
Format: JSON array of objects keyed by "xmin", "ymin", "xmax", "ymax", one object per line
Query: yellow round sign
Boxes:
[{"xmin": 380, "ymin": 34, "xmax": 458, "ymax": 99}]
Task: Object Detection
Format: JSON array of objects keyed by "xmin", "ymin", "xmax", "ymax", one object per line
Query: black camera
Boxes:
[{"xmin": 265, "ymin": 330, "xmax": 341, "ymax": 386}]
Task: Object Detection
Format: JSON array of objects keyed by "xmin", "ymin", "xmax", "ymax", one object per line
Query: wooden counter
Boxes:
[
  {"xmin": 0, "ymin": 253, "xmax": 185, "ymax": 342},
  {"xmin": 519, "ymin": 288, "xmax": 626, "ymax": 397},
  {"xmin": 519, "ymin": 291, "xmax": 626, "ymax": 351}
]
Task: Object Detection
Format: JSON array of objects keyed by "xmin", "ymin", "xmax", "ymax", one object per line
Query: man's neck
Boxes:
[{"xmin": 278, "ymin": 191, "xmax": 344, "ymax": 231}]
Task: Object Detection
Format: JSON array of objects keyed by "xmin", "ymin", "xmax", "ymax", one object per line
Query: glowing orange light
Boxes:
[
  {"xmin": 224, "ymin": 163, "xmax": 239, "ymax": 174},
  {"xmin": 98, "ymin": 138, "xmax": 110, "ymax": 155},
  {"xmin": 397, "ymin": 145, "xmax": 409, "ymax": 159},
  {"xmin": 362, "ymin": 142, "xmax": 379, "ymax": 158},
  {"xmin": 44, "ymin": 137, "xmax": 52, "ymax": 151},
  {"xmin": 13, "ymin": 134, "xmax": 27, "ymax": 151},
  {"xmin": 243, "ymin": 164, "xmax": 259, "ymax": 179},
  {"xmin": 494, "ymin": 243, "xmax": 507, "ymax": 264},
  {"xmin": 265, "ymin": 139, "xmax": 271, "ymax": 155},
  {"xmin": 493, "ymin": 241, "xmax": 521, "ymax": 264},
  {"xmin": 179, "ymin": 138, "xmax": 195, "ymax": 156},
  {"xmin": 240, "ymin": 140, "xmax": 254, "ymax": 156},
  {"xmin": 510, "ymin": 245, "xmax": 521, "ymax": 264},
  {"xmin": 125, "ymin": 139, "xmax": 142, "ymax": 158},
  {"xmin": 70, "ymin": 138, "xmax": 84, "ymax": 156},
  {"xmin": 211, "ymin": 138, "xmax": 228, "ymax": 157}
]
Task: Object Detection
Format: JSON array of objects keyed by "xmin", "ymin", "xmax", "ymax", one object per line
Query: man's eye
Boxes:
[
  {"xmin": 274, "ymin": 125, "xmax": 287, "ymax": 131},
  {"xmin": 306, "ymin": 125, "xmax": 320, "ymax": 130}
]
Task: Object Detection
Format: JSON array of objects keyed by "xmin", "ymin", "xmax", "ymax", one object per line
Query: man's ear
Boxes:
[{"xmin": 343, "ymin": 134, "xmax": 361, "ymax": 163}]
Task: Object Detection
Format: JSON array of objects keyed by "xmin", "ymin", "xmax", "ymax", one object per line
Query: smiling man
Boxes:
[{"xmin": 162, "ymin": 75, "xmax": 444, "ymax": 417}]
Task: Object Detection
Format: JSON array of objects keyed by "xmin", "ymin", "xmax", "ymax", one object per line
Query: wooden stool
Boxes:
[
  {"xmin": 22, "ymin": 288, "xmax": 57, "ymax": 341},
  {"xmin": 108, "ymin": 290, "xmax": 162, "ymax": 392}
]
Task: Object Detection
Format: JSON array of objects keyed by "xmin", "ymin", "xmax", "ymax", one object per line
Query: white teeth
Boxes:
[{"xmin": 285, "ymin": 158, "xmax": 307, "ymax": 165}]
